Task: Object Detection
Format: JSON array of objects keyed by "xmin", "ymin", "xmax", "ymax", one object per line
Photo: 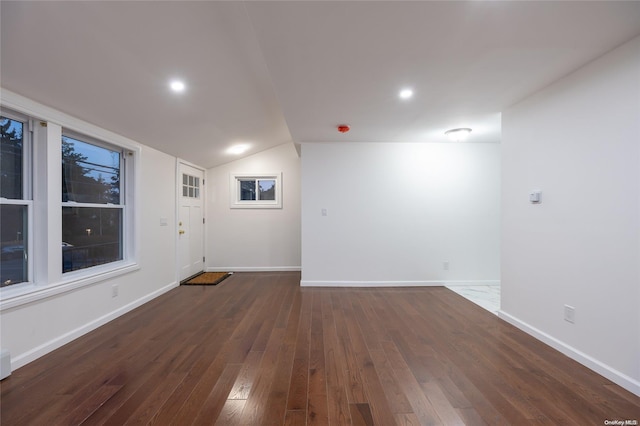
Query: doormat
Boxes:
[{"xmin": 182, "ymin": 272, "xmax": 231, "ymax": 286}]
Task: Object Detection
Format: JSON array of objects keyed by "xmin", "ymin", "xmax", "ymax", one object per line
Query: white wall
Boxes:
[
  {"xmin": 301, "ymin": 142, "xmax": 501, "ymax": 286},
  {"xmin": 0, "ymin": 94, "xmax": 179, "ymax": 370},
  {"xmin": 205, "ymin": 143, "xmax": 301, "ymax": 271},
  {"xmin": 501, "ymin": 36, "xmax": 640, "ymax": 395}
]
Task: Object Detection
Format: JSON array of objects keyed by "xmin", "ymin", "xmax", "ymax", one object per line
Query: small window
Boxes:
[
  {"xmin": 62, "ymin": 134, "xmax": 124, "ymax": 273},
  {"xmin": 182, "ymin": 173, "xmax": 200, "ymax": 199},
  {"xmin": 230, "ymin": 173, "xmax": 282, "ymax": 209}
]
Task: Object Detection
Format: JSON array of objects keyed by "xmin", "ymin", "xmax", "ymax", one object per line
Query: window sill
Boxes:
[
  {"xmin": 0, "ymin": 261, "xmax": 140, "ymax": 311},
  {"xmin": 229, "ymin": 202, "xmax": 283, "ymax": 209}
]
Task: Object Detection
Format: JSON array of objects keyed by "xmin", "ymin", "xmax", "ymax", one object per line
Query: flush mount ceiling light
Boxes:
[
  {"xmin": 226, "ymin": 144, "xmax": 250, "ymax": 155},
  {"xmin": 445, "ymin": 128, "xmax": 472, "ymax": 142},
  {"xmin": 399, "ymin": 88, "xmax": 414, "ymax": 99},
  {"xmin": 169, "ymin": 79, "xmax": 186, "ymax": 93}
]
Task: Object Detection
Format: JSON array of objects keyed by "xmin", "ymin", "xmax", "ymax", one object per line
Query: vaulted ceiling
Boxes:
[{"xmin": 2, "ymin": 1, "xmax": 640, "ymax": 168}]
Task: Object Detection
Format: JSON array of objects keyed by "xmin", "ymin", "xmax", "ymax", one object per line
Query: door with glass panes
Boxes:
[{"xmin": 178, "ymin": 162, "xmax": 204, "ymax": 281}]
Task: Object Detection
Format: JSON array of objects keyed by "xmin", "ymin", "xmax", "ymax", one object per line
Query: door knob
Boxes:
[{"xmin": 179, "ymin": 230, "xmax": 185, "ymax": 235}]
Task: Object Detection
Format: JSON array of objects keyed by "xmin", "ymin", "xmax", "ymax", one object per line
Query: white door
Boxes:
[{"xmin": 178, "ymin": 162, "xmax": 204, "ymax": 281}]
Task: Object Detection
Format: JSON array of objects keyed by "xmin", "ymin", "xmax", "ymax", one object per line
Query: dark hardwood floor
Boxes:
[{"xmin": 1, "ymin": 272, "xmax": 638, "ymax": 425}]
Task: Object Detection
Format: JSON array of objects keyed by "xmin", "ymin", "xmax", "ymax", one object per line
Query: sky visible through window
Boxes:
[
  {"xmin": 1, "ymin": 117, "xmax": 22, "ymax": 139},
  {"xmin": 259, "ymin": 180, "xmax": 274, "ymax": 192},
  {"xmin": 62, "ymin": 136, "xmax": 120, "ymax": 181},
  {"xmin": 1, "ymin": 119, "xmax": 117, "ymax": 178},
  {"xmin": 62, "ymin": 136, "xmax": 120, "ymax": 205}
]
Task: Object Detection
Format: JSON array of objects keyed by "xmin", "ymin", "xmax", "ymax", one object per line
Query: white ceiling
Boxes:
[{"xmin": 2, "ymin": 1, "xmax": 640, "ymax": 168}]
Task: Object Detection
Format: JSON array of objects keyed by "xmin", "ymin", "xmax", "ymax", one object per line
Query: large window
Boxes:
[
  {"xmin": 1, "ymin": 113, "xmax": 30, "ymax": 287},
  {"xmin": 62, "ymin": 134, "xmax": 123, "ymax": 273},
  {"xmin": 0, "ymin": 93, "xmax": 139, "ymax": 306}
]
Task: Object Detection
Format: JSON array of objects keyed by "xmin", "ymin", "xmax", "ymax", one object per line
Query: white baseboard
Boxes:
[
  {"xmin": 301, "ymin": 280, "xmax": 499, "ymax": 287},
  {"xmin": 11, "ymin": 281, "xmax": 178, "ymax": 371},
  {"xmin": 498, "ymin": 310, "xmax": 640, "ymax": 397},
  {"xmin": 301, "ymin": 280, "xmax": 441, "ymax": 287},
  {"xmin": 206, "ymin": 266, "xmax": 301, "ymax": 272},
  {"xmin": 442, "ymin": 280, "xmax": 500, "ymax": 286}
]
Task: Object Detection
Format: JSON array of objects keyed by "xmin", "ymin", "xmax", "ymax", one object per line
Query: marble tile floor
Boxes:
[{"xmin": 445, "ymin": 284, "xmax": 501, "ymax": 315}]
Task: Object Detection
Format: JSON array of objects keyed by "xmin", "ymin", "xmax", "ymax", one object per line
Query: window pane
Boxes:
[
  {"xmin": 188, "ymin": 187, "xmax": 194, "ymax": 198},
  {"xmin": 183, "ymin": 173, "xmax": 188, "ymax": 185},
  {"xmin": 183, "ymin": 185, "xmax": 188, "ymax": 197},
  {"xmin": 194, "ymin": 188, "xmax": 199, "ymax": 199},
  {"xmin": 1, "ymin": 116, "xmax": 24, "ymax": 199},
  {"xmin": 62, "ymin": 207, "xmax": 122, "ymax": 273},
  {"xmin": 1, "ymin": 204, "xmax": 27, "ymax": 286},
  {"xmin": 62, "ymin": 136, "xmax": 120, "ymax": 204},
  {"xmin": 195, "ymin": 177, "xmax": 199, "ymax": 188},
  {"xmin": 258, "ymin": 179, "xmax": 276, "ymax": 201},
  {"xmin": 240, "ymin": 180, "xmax": 256, "ymax": 201}
]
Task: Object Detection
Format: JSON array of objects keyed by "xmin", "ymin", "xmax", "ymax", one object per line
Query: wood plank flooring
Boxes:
[{"xmin": 1, "ymin": 272, "xmax": 638, "ymax": 425}]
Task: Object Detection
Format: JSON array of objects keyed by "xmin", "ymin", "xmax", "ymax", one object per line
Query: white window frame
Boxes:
[
  {"xmin": 229, "ymin": 172, "xmax": 282, "ymax": 209},
  {"xmin": 61, "ymin": 130, "xmax": 127, "ymax": 275},
  {"xmin": 0, "ymin": 90, "xmax": 140, "ymax": 310},
  {"xmin": 0, "ymin": 109, "xmax": 34, "ymax": 288}
]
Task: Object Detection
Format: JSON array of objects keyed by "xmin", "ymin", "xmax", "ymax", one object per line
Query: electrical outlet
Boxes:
[
  {"xmin": 112, "ymin": 284, "xmax": 118, "ymax": 298},
  {"xmin": 443, "ymin": 261, "xmax": 449, "ymax": 271},
  {"xmin": 564, "ymin": 305, "xmax": 575, "ymax": 323}
]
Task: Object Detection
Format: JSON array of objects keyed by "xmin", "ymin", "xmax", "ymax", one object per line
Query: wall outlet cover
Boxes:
[{"xmin": 564, "ymin": 305, "xmax": 575, "ymax": 323}]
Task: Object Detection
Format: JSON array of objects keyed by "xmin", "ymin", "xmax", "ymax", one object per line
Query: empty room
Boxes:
[{"xmin": 1, "ymin": 1, "xmax": 639, "ymax": 425}]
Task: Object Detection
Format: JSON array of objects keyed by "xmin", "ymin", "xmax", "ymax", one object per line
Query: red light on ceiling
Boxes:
[{"xmin": 337, "ymin": 124, "xmax": 350, "ymax": 133}]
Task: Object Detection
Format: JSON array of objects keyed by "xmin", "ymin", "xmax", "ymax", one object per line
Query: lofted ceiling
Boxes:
[{"xmin": 1, "ymin": 1, "xmax": 640, "ymax": 168}]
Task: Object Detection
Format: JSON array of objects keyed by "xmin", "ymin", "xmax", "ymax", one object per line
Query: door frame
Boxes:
[{"xmin": 175, "ymin": 158, "xmax": 206, "ymax": 283}]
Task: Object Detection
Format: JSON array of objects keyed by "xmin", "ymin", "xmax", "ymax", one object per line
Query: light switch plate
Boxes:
[{"xmin": 529, "ymin": 191, "xmax": 542, "ymax": 203}]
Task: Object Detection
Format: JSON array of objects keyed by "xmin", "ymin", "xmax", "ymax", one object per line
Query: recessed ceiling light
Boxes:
[
  {"xmin": 445, "ymin": 128, "xmax": 472, "ymax": 142},
  {"xmin": 227, "ymin": 144, "xmax": 250, "ymax": 155},
  {"xmin": 169, "ymin": 80, "xmax": 186, "ymax": 93},
  {"xmin": 399, "ymin": 88, "xmax": 413, "ymax": 99}
]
